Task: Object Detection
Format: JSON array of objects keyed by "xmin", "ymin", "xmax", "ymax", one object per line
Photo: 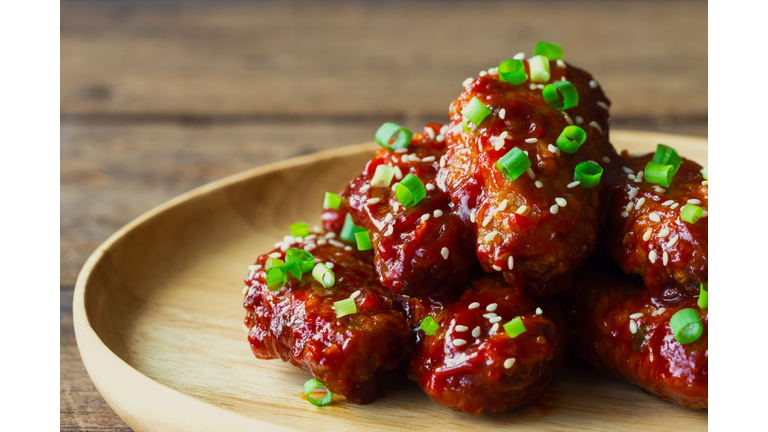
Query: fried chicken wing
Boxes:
[
  {"xmin": 604, "ymin": 154, "xmax": 708, "ymax": 295},
  {"xmin": 404, "ymin": 275, "xmax": 568, "ymax": 415},
  {"xmin": 562, "ymin": 270, "xmax": 708, "ymax": 409},
  {"xmin": 441, "ymin": 61, "xmax": 620, "ymax": 295},
  {"xmin": 243, "ymin": 237, "xmax": 409, "ymax": 404}
]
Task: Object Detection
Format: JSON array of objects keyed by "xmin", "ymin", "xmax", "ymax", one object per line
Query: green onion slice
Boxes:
[
  {"xmin": 266, "ymin": 267, "xmax": 286, "ymax": 291},
  {"xmin": 533, "ymin": 41, "xmax": 564, "ymax": 60},
  {"xmin": 334, "ymin": 298, "xmax": 357, "ymax": 318},
  {"xmin": 282, "ymin": 261, "xmax": 303, "ymax": 280},
  {"xmin": 698, "ymin": 283, "xmax": 708, "ymax": 309},
  {"xmin": 265, "ymin": 257, "xmax": 284, "ymax": 271},
  {"xmin": 395, "ymin": 173, "xmax": 427, "ymax": 207},
  {"xmin": 286, "ymin": 249, "xmax": 315, "ymax": 274},
  {"xmin": 645, "ymin": 161, "xmax": 675, "ymax": 188},
  {"xmin": 461, "ymin": 97, "xmax": 492, "ymax": 127},
  {"xmin": 701, "ymin": 165, "xmax": 708, "ymax": 180},
  {"xmin": 355, "ymin": 230, "xmax": 373, "ymax": 251},
  {"xmin": 340, "ymin": 213, "xmax": 366, "ymax": 242},
  {"xmin": 504, "ymin": 317, "xmax": 526, "ymax": 338},
  {"xmin": 680, "ymin": 203, "xmax": 703, "ymax": 224},
  {"xmin": 528, "ymin": 55, "xmax": 551, "ymax": 83},
  {"xmin": 542, "ymin": 81, "xmax": 579, "ymax": 110},
  {"xmin": 324, "ymin": 192, "xmax": 342, "ymax": 210},
  {"xmin": 375, "ymin": 122, "xmax": 412, "ymax": 151},
  {"xmin": 420, "ymin": 317, "xmax": 440, "ymax": 335},
  {"xmin": 290, "ymin": 222, "xmax": 309, "ymax": 238},
  {"xmin": 652, "ymin": 144, "xmax": 682, "ymax": 174},
  {"xmin": 669, "ymin": 308, "xmax": 703, "ymax": 344},
  {"xmin": 303, "ymin": 378, "xmax": 333, "ymax": 407},
  {"xmin": 496, "ymin": 147, "xmax": 531, "ymax": 181},
  {"xmin": 371, "ymin": 164, "xmax": 396, "ymax": 188},
  {"xmin": 461, "ymin": 117, "xmax": 474, "ymax": 133},
  {"xmin": 556, "ymin": 125, "xmax": 586, "ymax": 153},
  {"xmin": 498, "ymin": 58, "xmax": 527, "ymax": 85},
  {"xmin": 312, "ymin": 263, "xmax": 335, "ymax": 288},
  {"xmin": 574, "ymin": 161, "xmax": 603, "ymax": 188}
]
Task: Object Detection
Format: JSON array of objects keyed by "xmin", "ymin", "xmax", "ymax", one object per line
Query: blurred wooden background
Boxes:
[{"xmin": 60, "ymin": 1, "xmax": 707, "ymax": 430}]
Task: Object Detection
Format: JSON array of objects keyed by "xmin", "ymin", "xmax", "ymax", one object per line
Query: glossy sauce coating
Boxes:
[
  {"xmin": 324, "ymin": 124, "xmax": 478, "ymax": 296},
  {"xmin": 604, "ymin": 154, "xmax": 708, "ymax": 295},
  {"xmin": 562, "ymin": 270, "xmax": 707, "ymax": 409},
  {"xmin": 441, "ymin": 61, "xmax": 620, "ymax": 296},
  {"xmin": 405, "ymin": 275, "xmax": 568, "ymax": 415},
  {"xmin": 243, "ymin": 237, "xmax": 409, "ymax": 404}
]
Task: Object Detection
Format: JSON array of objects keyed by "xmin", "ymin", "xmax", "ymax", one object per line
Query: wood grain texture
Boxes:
[{"xmin": 73, "ymin": 132, "xmax": 707, "ymax": 432}]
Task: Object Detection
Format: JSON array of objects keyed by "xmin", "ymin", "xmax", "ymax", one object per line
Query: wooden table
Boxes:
[{"xmin": 60, "ymin": 1, "xmax": 707, "ymax": 430}]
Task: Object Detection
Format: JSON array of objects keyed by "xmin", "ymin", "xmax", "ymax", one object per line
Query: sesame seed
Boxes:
[
  {"xmin": 367, "ymin": 198, "xmax": 381, "ymax": 205},
  {"xmin": 634, "ymin": 178, "xmax": 642, "ymax": 183},
  {"xmin": 484, "ymin": 312, "xmax": 497, "ymax": 319},
  {"xmin": 394, "ymin": 166, "xmax": 403, "ymax": 179},
  {"xmin": 394, "ymin": 148, "xmax": 408, "ymax": 153},
  {"xmin": 555, "ymin": 197, "xmax": 567, "ymax": 207},
  {"xmin": 489, "ymin": 316, "xmax": 502, "ymax": 323},
  {"xmin": 469, "ymin": 209, "xmax": 476, "ymax": 223},
  {"xmin": 504, "ymin": 358, "xmax": 516, "ymax": 369},
  {"xmin": 567, "ymin": 181, "xmax": 580, "ymax": 188},
  {"xmin": 499, "ymin": 109, "xmax": 506, "ymax": 119},
  {"xmin": 491, "ymin": 323, "xmax": 500, "ymax": 332},
  {"xmin": 628, "ymin": 174, "xmax": 636, "ymax": 180},
  {"xmin": 556, "ymin": 59, "xmax": 566, "ymax": 68},
  {"xmin": 248, "ymin": 264, "xmax": 262, "ymax": 271},
  {"xmin": 409, "ymin": 154, "xmax": 421, "ymax": 162},
  {"xmin": 441, "ymin": 247, "xmax": 449, "ymax": 260},
  {"xmin": 596, "ymin": 101, "xmax": 609, "ymax": 110},
  {"xmin": 325, "ymin": 263, "xmax": 334, "ymax": 269},
  {"xmin": 350, "ymin": 290, "xmax": 361, "ymax": 299},
  {"xmin": 526, "ymin": 168, "xmax": 535, "ymax": 179},
  {"xmin": 655, "ymin": 186, "xmax": 666, "ymax": 193},
  {"xmin": 499, "ymin": 131, "xmax": 509, "ymax": 140},
  {"xmin": 479, "ymin": 70, "xmax": 487, "ymax": 77},
  {"xmin": 563, "ymin": 112, "xmax": 574, "ymax": 125},
  {"xmin": 643, "ymin": 228, "xmax": 652, "ymax": 241},
  {"xmin": 575, "ymin": 116, "xmax": 584, "ymax": 125},
  {"xmin": 649, "ymin": 212, "xmax": 661, "ymax": 222},
  {"xmin": 344, "ymin": 245, "xmax": 352, "ymax": 251},
  {"xmin": 462, "ymin": 77, "xmax": 473, "ymax": 87},
  {"xmin": 482, "ymin": 214, "xmax": 493, "ymax": 227},
  {"xmin": 629, "ymin": 320, "xmax": 638, "ymax": 334},
  {"xmin": 648, "ymin": 250, "xmax": 657, "ymax": 263},
  {"xmin": 304, "ymin": 244, "xmax": 316, "ymax": 252},
  {"xmin": 497, "ymin": 199, "xmax": 508, "ymax": 212},
  {"xmin": 589, "ymin": 79, "xmax": 599, "ymax": 89},
  {"xmin": 453, "ymin": 339, "xmax": 467, "ymax": 346},
  {"xmin": 440, "ymin": 125, "xmax": 449, "ymax": 135},
  {"xmin": 421, "ymin": 213, "xmax": 430, "ymax": 222},
  {"xmin": 305, "ymin": 234, "xmax": 318, "ymax": 241},
  {"xmin": 422, "ymin": 156, "xmax": 436, "ymax": 163},
  {"xmin": 548, "ymin": 144, "xmax": 558, "ymax": 153},
  {"xmin": 433, "ymin": 209, "xmax": 443, "ymax": 217},
  {"xmin": 702, "ymin": 180, "xmax": 708, "ymax": 185},
  {"xmin": 525, "ymin": 138, "xmax": 537, "ymax": 143},
  {"xmin": 325, "ymin": 231, "xmax": 336, "ymax": 238},
  {"xmin": 621, "ymin": 211, "xmax": 629, "ymax": 218},
  {"xmin": 535, "ymin": 308, "xmax": 543, "ymax": 315},
  {"xmin": 329, "ymin": 239, "xmax": 345, "ymax": 248},
  {"xmin": 317, "ymin": 238, "xmax": 327, "ymax": 245},
  {"xmin": 658, "ymin": 227, "xmax": 670, "ymax": 238},
  {"xmin": 360, "ymin": 184, "xmax": 371, "ymax": 193},
  {"xmin": 284, "ymin": 236, "xmax": 296, "ymax": 244},
  {"xmin": 439, "ymin": 155, "xmax": 446, "ymax": 168},
  {"xmin": 269, "ymin": 252, "xmax": 281, "ymax": 258},
  {"xmin": 516, "ymin": 205, "xmax": 528, "ymax": 215},
  {"xmin": 529, "ymin": 83, "xmax": 537, "ymax": 90},
  {"xmin": 384, "ymin": 225, "xmax": 394, "ymax": 236},
  {"xmin": 635, "ymin": 197, "xmax": 646, "ymax": 209},
  {"xmin": 472, "ymin": 327, "xmax": 481, "ymax": 337},
  {"xmin": 508, "ymin": 255, "xmax": 514, "ymax": 270},
  {"xmin": 274, "ymin": 242, "xmax": 283, "ymax": 248},
  {"xmin": 628, "ymin": 188, "xmax": 638, "ymax": 199},
  {"xmin": 702, "ymin": 210, "xmax": 708, "ymax": 217},
  {"xmin": 657, "ymin": 307, "xmax": 667, "ymax": 315},
  {"xmin": 662, "ymin": 200, "xmax": 674, "ymax": 207},
  {"xmin": 468, "ymin": 302, "xmax": 480, "ymax": 309},
  {"xmin": 623, "ymin": 167, "xmax": 634, "ymax": 174},
  {"xmin": 589, "ymin": 121, "xmax": 603, "ymax": 134},
  {"xmin": 629, "ymin": 313, "xmax": 644, "ymax": 319},
  {"xmin": 242, "ymin": 286, "xmax": 249, "ymax": 295},
  {"xmin": 687, "ymin": 199, "xmax": 702, "ymax": 205},
  {"xmin": 436, "ymin": 135, "xmax": 444, "ymax": 142},
  {"xmin": 637, "ymin": 171, "xmax": 644, "ymax": 179},
  {"xmin": 602, "ymin": 156, "xmax": 611, "ymax": 163},
  {"xmin": 666, "ymin": 235, "xmax": 679, "ymax": 248},
  {"xmin": 625, "ymin": 202, "xmax": 634, "ymax": 212},
  {"xmin": 455, "ymin": 325, "xmax": 469, "ymax": 332},
  {"xmin": 513, "ymin": 52, "xmax": 525, "ymax": 60},
  {"xmin": 401, "ymin": 155, "xmax": 410, "ymax": 164},
  {"xmin": 537, "ymin": 84, "xmax": 544, "ymax": 89},
  {"xmin": 550, "ymin": 204, "xmax": 559, "ymax": 214},
  {"xmin": 670, "ymin": 203, "xmax": 679, "ymax": 209},
  {"xmin": 384, "ymin": 213, "xmax": 393, "ymax": 223},
  {"xmin": 492, "ymin": 264, "xmax": 503, "ymax": 271},
  {"xmin": 535, "ymin": 181, "xmax": 544, "ymax": 188},
  {"xmin": 663, "ymin": 251, "xmax": 669, "ymax": 266}
]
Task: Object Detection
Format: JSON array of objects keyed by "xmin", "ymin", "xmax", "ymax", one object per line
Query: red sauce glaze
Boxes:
[
  {"xmin": 561, "ymin": 270, "xmax": 708, "ymax": 409},
  {"xmin": 405, "ymin": 275, "xmax": 568, "ymax": 415},
  {"xmin": 604, "ymin": 154, "xmax": 708, "ymax": 295},
  {"xmin": 323, "ymin": 124, "xmax": 479, "ymax": 296},
  {"xmin": 243, "ymin": 239, "xmax": 409, "ymax": 404},
  {"xmin": 441, "ymin": 61, "xmax": 620, "ymax": 296}
]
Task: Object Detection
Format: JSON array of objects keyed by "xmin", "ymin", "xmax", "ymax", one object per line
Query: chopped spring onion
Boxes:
[
  {"xmin": 496, "ymin": 147, "xmax": 531, "ymax": 181},
  {"xmin": 504, "ymin": 317, "xmax": 527, "ymax": 338},
  {"xmin": 286, "ymin": 249, "xmax": 315, "ymax": 273},
  {"xmin": 669, "ymin": 308, "xmax": 703, "ymax": 344},
  {"xmin": 265, "ymin": 257, "xmax": 284, "ymax": 270},
  {"xmin": 420, "ymin": 317, "xmax": 440, "ymax": 335},
  {"xmin": 498, "ymin": 58, "xmax": 527, "ymax": 85},
  {"xmin": 324, "ymin": 192, "xmax": 342, "ymax": 209},
  {"xmin": 312, "ymin": 263, "xmax": 335, "ymax": 288},
  {"xmin": 375, "ymin": 122, "xmax": 412, "ymax": 151},
  {"xmin": 334, "ymin": 298, "xmax": 357, "ymax": 318},
  {"xmin": 461, "ymin": 117, "xmax": 474, "ymax": 133},
  {"xmin": 556, "ymin": 125, "xmax": 586, "ymax": 153},
  {"xmin": 652, "ymin": 144, "xmax": 682, "ymax": 174},
  {"xmin": 395, "ymin": 173, "xmax": 427, "ymax": 207},
  {"xmin": 461, "ymin": 97, "xmax": 492, "ymax": 127},
  {"xmin": 542, "ymin": 81, "xmax": 579, "ymax": 110},
  {"xmin": 698, "ymin": 283, "xmax": 708, "ymax": 309},
  {"xmin": 680, "ymin": 203, "xmax": 704, "ymax": 224},
  {"xmin": 533, "ymin": 41, "xmax": 563, "ymax": 60},
  {"xmin": 289, "ymin": 222, "xmax": 310, "ymax": 238},
  {"xmin": 644, "ymin": 161, "xmax": 675, "ymax": 188},
  {"xmin": 701, "ymin": 165, "xmax": 708, "ymax": 180},
  {"xmin": 528, "ymin": 55, "xmax": 550, "ymax": 83},
  {"xmin": 282, "ymin": 261, "xmax": 303, "ymax": 280},
  {"xmin": 303, "ymin": 378, "xmax": 333, "ymax": 407},
  {"xmin": 266, "ymin": 267, "xmax": 286, "ymax": 291},
  {"xmin": 355, "ymin": 230, "xmax": 373, "ymax": 251},
  {"xmin": 574, "ymin": 161, "xmax": 603, "ymax": 188},
  {"xmin": 371, "ymin": 164, "xmax": 396, "ymax": 188},
  {"xmin": 340, "ymin": 213, "xmax": 366, "ymax": 242}
]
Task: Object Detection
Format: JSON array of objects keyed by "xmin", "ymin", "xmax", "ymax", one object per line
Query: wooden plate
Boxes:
[{"xmin": 74, "ymin": 130, "xmax": 708, "ymax": 432}]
